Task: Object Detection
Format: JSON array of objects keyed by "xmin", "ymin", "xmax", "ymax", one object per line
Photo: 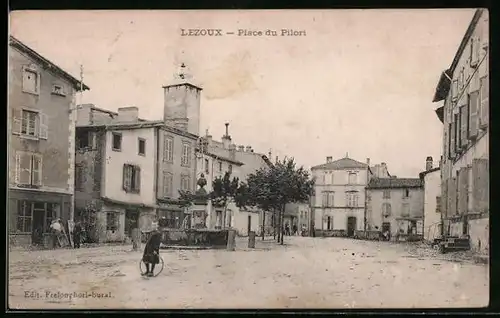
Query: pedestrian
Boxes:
[
  {"xmin": 285, "ymin": 223, "xmax": 290, "ymax": 236},
  {"xmin": 73, "ymin": 220, "xmax": 82, "ymax": 249},
  {"xmin": 50, "ymin": 218, "xmax": 62, "ymax": 248},
  {"xmin": 292, "ymin": 224, "xmax": 298, "ymax": 236},
  {"xmin": 142, "ymin": 221, "xmax": 162, "ymax": 277}
]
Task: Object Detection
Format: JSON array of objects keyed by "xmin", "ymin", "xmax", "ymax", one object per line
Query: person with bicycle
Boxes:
[{"xmin": 142, "ymin": 221, "xmax": 162, "ymax": 277}]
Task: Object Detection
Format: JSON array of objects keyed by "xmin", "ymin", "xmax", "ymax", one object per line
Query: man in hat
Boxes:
[{"xmin": 142, "ymin": 221, "xmax": 162, "ymax": 277}]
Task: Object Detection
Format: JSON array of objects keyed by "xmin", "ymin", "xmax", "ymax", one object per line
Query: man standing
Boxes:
[
  {"xmin": 50, "ymin": 219, "xmax": 62, "ymax": 248},
  {"xmin": 73, "ymin": 220, "xmax": 82, "ymax": 249},
  {"xmin": 142, "ymin": 222, "xmax": 162, "ymax": 277}
]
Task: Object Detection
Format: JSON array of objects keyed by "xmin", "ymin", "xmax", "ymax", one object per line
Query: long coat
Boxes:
[{"xmin": 142, "ymin": 230, "xmax": 162, "ymax": 264}]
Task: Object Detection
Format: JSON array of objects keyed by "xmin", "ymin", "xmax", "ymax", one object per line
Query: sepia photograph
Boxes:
[{"xmin": 8, "ymin": 9, "xmax": 489, "ymax": 309}]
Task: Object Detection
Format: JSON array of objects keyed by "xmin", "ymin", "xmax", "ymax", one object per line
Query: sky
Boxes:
[{"xmin": 10, "ymin": 9, "xmax": 476, "ymax": 177}]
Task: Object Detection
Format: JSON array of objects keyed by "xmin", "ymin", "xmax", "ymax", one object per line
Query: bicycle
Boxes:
[{"xmin": 138, "ymin": 255, "xmax": 165, "ymax": 277}]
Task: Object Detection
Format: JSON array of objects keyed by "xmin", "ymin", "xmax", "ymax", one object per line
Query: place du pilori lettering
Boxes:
[{"xmin": 180, "ymin": 28, "xmax": 307, "ymax": 37}]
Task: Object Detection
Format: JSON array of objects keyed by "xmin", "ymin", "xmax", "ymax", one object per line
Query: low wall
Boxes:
[
  {"xmin": 354, "ymin": 230, "xmax": 381, "ymax": 240},
  {"xmin": 315, "ymin": 229, "xmax": 347, "ymax": 238},
  {"xmin": 145, "ymin": 229, "xmax": 229, "ymax": 248}
]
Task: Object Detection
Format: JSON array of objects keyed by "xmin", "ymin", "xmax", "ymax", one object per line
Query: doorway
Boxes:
[
  {"xmin": 347, "ymin": 217, "xmax": 357, "ymax": 237},
  {"xmin": 248, "ymin": 215, "xmax": 252, "ymax": 234},
  {"xmin": 382, "ymin": 222, "xmax": 391, "ymax": 234},
  {"xmin": 32, "ymin": 204, "xmax": 45, "ymax": 245},
  {"xmin": 125, "ymin": 209, "xmax": 139, "ymax": 237}
]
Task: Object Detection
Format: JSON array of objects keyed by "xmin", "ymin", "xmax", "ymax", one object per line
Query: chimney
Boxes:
[
  {"xmin": 238, "ymin": 145, "xmax": 245, "ymax": 152},
  {"xmin": 426, "ymin": 156, "xmax": 433, "ymax": 171},
  {"xmin": 246, "ymin": 146, "xmax": 252, "ymax": 152},
  {"xmin": 366, "ymin": 158, "xmax": 370, "ymax": 166},
  {"xmin": 222, "ymin": 123, "xmax": 231, "ymax": 149},
  {"xmin": 326, "ymin": 156, "xmax": 333, "ymax": 163},
  {"xmin": 116, "ymin": 107, "xmax": 139, "ymax": 123}
]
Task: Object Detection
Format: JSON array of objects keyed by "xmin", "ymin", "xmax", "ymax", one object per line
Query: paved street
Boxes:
[{"xmin": 9, "ymin": 237, "xmax": 488, "ymax": 309}]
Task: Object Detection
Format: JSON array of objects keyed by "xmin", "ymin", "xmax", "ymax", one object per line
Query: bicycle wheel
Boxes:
[{"xmin": 139, "ymin": 256, "xmax": 165, "ymax": 277}]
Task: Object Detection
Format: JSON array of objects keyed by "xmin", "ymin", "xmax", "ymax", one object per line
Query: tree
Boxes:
[
  {"xmin": 210, "ymin": 172, "xmax": 249, "ymax": 228},
  {"xmin": 246, "ymin": 157, "xmax": 314, "ymax": 245}
]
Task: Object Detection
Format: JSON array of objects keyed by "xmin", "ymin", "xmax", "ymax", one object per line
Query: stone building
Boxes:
[
  {"xmin": 195, "ymin": 124, "xmax": 273, "ymax": 236},
  {"xmin": 311, "ymin": 155, "xmax": 388, "ymax": 237},
  {"xmin": 366, "ymin": 177, "xmax": 424, "ymax": 240},
  {"xmin": 8, "ymin": 36, "xmax": 89, "ymax": 247},
  {"xmin": 74, "ymin": 76, "xmax": 199, "ymax": 242},
  {"xmin": 432, "ymin": 9, "xmax": 489, "ymax": 254},
  {"xmin": 419, "ymin": 157, "xmax": 441, "ymax": 242}
]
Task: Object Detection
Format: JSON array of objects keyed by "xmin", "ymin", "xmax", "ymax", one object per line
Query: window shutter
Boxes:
[
  {"xmin": 39, "ymin": 113, "xmax": 49, "ymax": 140},
  {"xmin": 436, "ymin": 196, "xmax": 441, "ymax": 213},
  {"xmin": 460, "ymin": 105, "xmax": 468, "ymax": 147},
  {"xmin": 19, "ymin": 152, "xmax": 32, "ymax": 184},
  {"xmin": 447, "ymin": 178, "xmax": 456, "ymax": 216},
  {"xmin": 479, "ymin": 77, "xmax": 489, "ymax": 128},
  {"xmin": 468, "ymin": 91, "xmax": 479, "ymax": 138},
  {"xmin": 123, "ymin": 165, "xmax": 131, "ymax": 191},
  {"xmin": 457, "ymin": 168, "xmax": 468, "ymax": 215},
  {"xmin": 450, "ymin": 121, "xmax": 456, "ymax": 158},
  {"xmin": 32, "ymin": 155, "xmax": 43, "ymax": 186},
  {"xmin": 135, "ymin": 167, "xmax": 141, "ymax": 191},
  {"xmin": 452, "ymin": 80, "xmax": 458, "ymax": 100},
  {"xmin": 14, "ymin": 153, "xmax": 21, "ymax": 183},
  {"xmin": 472, "ymin": 159, "xmax": 489, "ymax": 213},
  {"xmin": 441, "ymin": 181, "xmax": 448, "ymax": 217},
  {"xmin": 11, "ymin": 109, "xmax": 22, "ymax": 134}
]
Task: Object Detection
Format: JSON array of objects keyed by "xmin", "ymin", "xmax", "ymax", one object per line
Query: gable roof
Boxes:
[
  {"xmin": 432, "ymin": 9, "xmax": 484, "ymax": 103},
  {"xmin": 311, "ymin": 157, "xmax": 368, "ymax": 170},
  {"xmin": 419, "ymin": 167, "xmax": 440, "ymax": 179},
  {"xmin": 9, "ymin": 36, "xmax": 90, "ymax": 91},
  {"xmin": 367, "ymin": 178, "xmax": 423, "ymax": 189}
]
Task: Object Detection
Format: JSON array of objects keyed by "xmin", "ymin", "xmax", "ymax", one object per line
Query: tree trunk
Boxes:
[
  {"xmin": 262, "ymin": 211, "xmax": 265, "ymax": 240},
  {"xmin": 273, "ymin": 209, "xmax": 276, "ymax": 240},
  {"xmin": 277, "ymin": 209, "xmax": 281, "ymax": 243},
  {"xmin": 280, "ymin": 205, "xmax": 285, "ymax": 245}
]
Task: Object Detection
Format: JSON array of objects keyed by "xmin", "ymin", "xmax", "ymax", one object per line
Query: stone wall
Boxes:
[{"xmin": 157, "ymin": 229, "xmax": 228, "ymax": 248}]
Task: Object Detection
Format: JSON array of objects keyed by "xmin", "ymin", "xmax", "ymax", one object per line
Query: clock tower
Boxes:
[{"xmin": 163, "ymin": 63, "xmax": 202, "ymax": 135}]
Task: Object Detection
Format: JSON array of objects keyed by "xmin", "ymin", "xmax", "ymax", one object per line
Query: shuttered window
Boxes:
[
  {"xmin": 448, "ymin": 124, "xmax": 453, "ymax": 159},
  {"xmin": 457, "ymin": 167, "xmax": 469, "ymax": 215},
  {"xmin": 468, "ymin": 91, "xmax": 479, "ymax": 139},
  {"xmin": 479, "ymin": 77, "xmax": 489, "ymax": 128},
  {"xmin": 122, "ymin": 164, "xmax": 141, "ymax": 193},
  {"xmin": 436, "ymin": 196, "xmax": 441, "ymax": 213},
  {"xmin": 454, "ymin": 114, "xmax": 460, "ymax": 153},
  {"xmin": 181, "ymin": 143, "xmax": 191, "ymax": 167},
  {"xmin": 441, "ymin": 181, "xmax": 448, "ymax": 217},
  {"xmin": 163, "ymin": 135, "xmax": 173, "ymax": 162},
  {"xmin": 448, "ymin": 178, "xmax": 457, "ymax": 216},
  {"xmin": 15, "ymin": 152, "xmax": 42, "ymax": 186},
  {"xmin": 472, "ymin": 159, "xmax": 489, "ymax": 213},
  {"xmin": 162, "ymin": 171, "xmax": 173, "ymax": 198},
  {"xmin": 460, "ymin": 105, "xmax": 468, "ymax": 148}
]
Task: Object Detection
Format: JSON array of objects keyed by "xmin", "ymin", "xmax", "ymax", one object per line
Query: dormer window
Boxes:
[{"xmin": 52, "ymin": 84, "xmax": 66, "ymax": 96}]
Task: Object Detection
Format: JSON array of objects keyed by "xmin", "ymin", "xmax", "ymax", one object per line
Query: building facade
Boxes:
[
  {"xmin": 75, "ymin": 104, "xmax": 198, "ymax": 242},
  {"xmin": 432, "ymin": 9, "xmax": 489, "ymax": 254},
  {"xmin": 311, "ymin": 156, "xmax": 374, "ymax": 237},
  {"xmin": 8, "ymin": 36, "xmax": 89, "ymax": 247},
  {"xmin": 195, "ymin": 125, "xmax": 272, "ymax": 236},
  {"xmin": 366, "ymin": 177, "xmax": 424, "ymax": 240},
  {"xmin": 419, "ymin": 157, "xmax": 441, "ymax": 242}
]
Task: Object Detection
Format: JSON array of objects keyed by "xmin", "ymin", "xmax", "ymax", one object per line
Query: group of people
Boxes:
[
  {"xmin": 49, "ymin": 218, "xmax": 84, "ymax": 249},
  {"xmin": 284, "ymin": 223, "xmax": 307, "ymax": 236}
]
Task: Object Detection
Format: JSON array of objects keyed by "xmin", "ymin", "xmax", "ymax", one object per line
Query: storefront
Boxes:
[{"xmin": 8, "ymin": 188, "xmax": 71, "ymax": 247}]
